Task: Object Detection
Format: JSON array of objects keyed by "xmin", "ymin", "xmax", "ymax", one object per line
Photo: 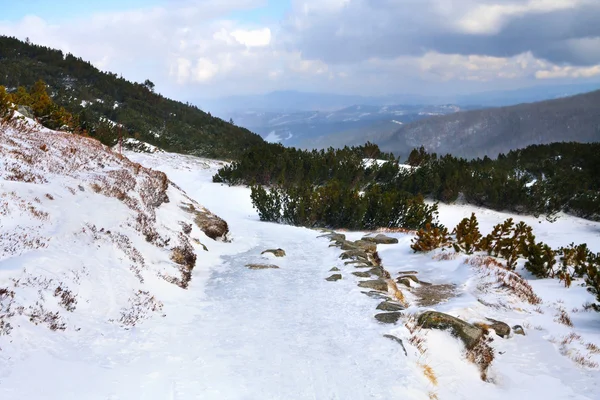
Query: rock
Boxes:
[
  {"xmin": 368, "ymin": 267, "xmax": 385, "ymax": 278},
  {"xmin": 383, "ymin": 334, "xmax": 408, "ymax": 356},
  {"xmin": 326, "ymin": 274, "xmax": 342, "ymax": 281},
  {"xmin": 246, "ymin": 264, "xmax": 279, "ymax": 270},
  {"xmin": 417, "ymin": 311, "xmax": 484, "ymax": 350},
  {"xmin": 400, "ymin": 274, "xmax": 419, "ymax": 284},
  {"xmin": 485, "ymin": 318, "xmax": 511, "ymax": 338},
  {"xmin": 375, "ymin": 312, "xmax": 403, "ymax": 324},
  {"xmin": 397, "ymin": 270, "xmax": 418, "ymax": 275},
  {"xmin": 362, "ymin": 234, "xmax": 399, "ymax": 245},
  {"xmin": 261, "ymin": 248, "xmax": 286, "ymax": 257},
  {"xmin": 329, "ymin": 267, "xmax": 341, "ymax": 272},
  {"xmin": 345, "ymin": 260, "xmax": 372, "ymax": 267},
  {"xmin": 340, "ymin": 250, "xmax": 369, "ymax": 262},
  {"xmin": 319, "ymin": 232, "xmax": 346, "ymax": 242},
  {"xmin": 340, "ymin": 240, "xmax": 377, "ymax": 253},
  {"xmin": 17, "ymin": 105, "xmax": 35, "ymax": 119},
  {"xmin": 376, "ymin": 301, "xmax": 405, "ymax": 312},
  {"xmin": 352, "ymin": 271, "xmax": 371, "ymax": 278},
  {"xmin": 397, "ymin": 278, "xmax": 412, "ymax": 287},
  {"xmin": 413, "ymin": 283, "xmax": 456, "ymax": 307},
  {"xmin": 357, "ymin": 279, "xmax": 388, "ymax": 291},
  {"xmin": 512, "ymin": 325, "xmax": 526, "ymax": 336},
  {"xmin": 361, "ymin": 291, "xmax": 391, "ymax": 300}
]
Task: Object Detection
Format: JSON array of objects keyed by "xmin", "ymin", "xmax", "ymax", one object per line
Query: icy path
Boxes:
[{"xmin": 1, "ymin": 154, "xmax": 412, "ymax": 399}]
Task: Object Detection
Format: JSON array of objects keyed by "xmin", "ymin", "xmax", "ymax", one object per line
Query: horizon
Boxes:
[{"xmin": 2, "ymin": 1, "xmax": 600, "ymax": 104}]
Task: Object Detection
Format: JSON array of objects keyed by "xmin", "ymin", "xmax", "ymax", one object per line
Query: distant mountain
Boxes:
[
  {"xmin": 0, "ymin": 36, "xmax": 264, "ymax": 159},
  {"xmin": 200, "ymin": 83, "xmax": 600, "ymax": 115},
  {"xmin": 226, "ymin": 104, "xmax": 465, "ymax": 148},
  {"xmin": 379, "ymin": 89, "xmax": 600, "ymax": 160}
]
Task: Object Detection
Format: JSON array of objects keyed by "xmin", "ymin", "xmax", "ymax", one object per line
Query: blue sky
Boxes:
[{"xmin": 2, "ymin": 0, "xmax": 291, "ymax": 23}]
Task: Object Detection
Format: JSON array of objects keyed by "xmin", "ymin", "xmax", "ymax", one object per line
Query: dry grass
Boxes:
[
  {"xmin": 118, "ymin": 290, "xmax": 164, "ymax": 327},
  {"xmin": 555, "ymin": 307, "xmax": 574, "ymax": 327},
  {"xmin": 466, "ymin": 337, "xmax": 495, "ymax": 381},
  {"xmin": 433, "ymin": 251, "xmax": 458, "ymax": 261},
  {"xmin": 586, "ymin": 343, "xmax": 600, "ymax": 354},
  {"xmin": 419, "ymin": 363, "xmax": 438, "ymax": 386}
]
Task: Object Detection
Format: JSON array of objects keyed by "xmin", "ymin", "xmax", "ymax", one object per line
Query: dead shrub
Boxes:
[
  {"xmin": 54, "ymin": 286, "xmax": 77, "ymax": 312},
  {"xmin": 466, "ymin": 336, "xmax": 495, "ymax": 381},
  {"xmin": 555, "ymin": 307, "xmax": 574, "ymax": 327},
  {"xmin": 118, "ymin": 290, "xmax": 164, "ymax": 327}
]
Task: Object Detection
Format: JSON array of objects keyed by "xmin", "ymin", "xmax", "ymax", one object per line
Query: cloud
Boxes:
[
  {"xmin": 230, "ymin": 28, "xmax": 272, "ymax": 47},
  {"xmin": 1, "ymin": 0, "xmax": 600, "ymax": 99}
]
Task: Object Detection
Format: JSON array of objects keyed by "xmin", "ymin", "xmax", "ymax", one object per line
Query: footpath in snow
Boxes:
[{"xmin": 1, "ymin": 124, "xmax": 600, "ymax": 399}]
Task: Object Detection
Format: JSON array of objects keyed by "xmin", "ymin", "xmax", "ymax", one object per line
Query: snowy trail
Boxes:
[{"xmin": 1, "ymin": 153, "xmax": 413, "ymax": 399}]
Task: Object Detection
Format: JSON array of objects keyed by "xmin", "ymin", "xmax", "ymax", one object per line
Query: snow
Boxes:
[
  {"xmin": 2, "ymin": 117, "xmax": 600, "ymax": 399},
  {"xmin": 80, "ymin": 100, "xmax": 90, "ymax": 107},
  {"xmin": 392, "ymin": 119, "xmax": 403, "ymax": 125}
]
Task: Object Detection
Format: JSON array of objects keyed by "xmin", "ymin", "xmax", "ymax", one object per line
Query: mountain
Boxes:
[
  {"xmin": 226, "ymin": 104, "xmax": 465, "ymax": 148},
  {"xmin": 0, "ymin": 35, "xmax": 264, "ymax": 159},
  {"xmin": 200, "ymin": 83, "xmax": 600, "ymax": 115},
  {"xmin": 380, "ymin": 89, "xmax": 600, "ymax": 160}
]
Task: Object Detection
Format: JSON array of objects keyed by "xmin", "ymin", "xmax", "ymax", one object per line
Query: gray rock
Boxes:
[
  {"xmin": 362, "ymin": 234, "xmax": 399, "ymax": 245},
  {"xmin": 512, "ymin": 325, "xmax": 526, "ymax": 336},
  {"xmin": 400, "ymin": 274, "xmax": 419, "ymax": 284},
  {"xmin": 361, "ymin": 291, "xmax": 391, "ymax": 300},
  {"xmin": 326, "ymin": 274, "xmax": 342, "ymax": 282},
  {"xmin": 383, "ymin": 334, "xmax": 408, "ymax": 356},
  {"xmin": 417, "ymin": 311, "xmax": 483, "ymax": 350},
  {"xmin": 397, "ymin": 270, "xmax": 419, "ymax": 275},
  {"xmin": 261, "ymin": 248, "xmax": 286, "ymax": 257},
  {"xmin": 376, "ymin": 301, "xmax": 405, "ymax": 312},
  {"xmin": 485, "ymin": 318, "xmax": 511, "ymax": 338},
  {"xmin": 397, "ymin": 278, "xmax": 412, "ymax": 287},
  {"xmin": 375, "ymin": 312, "xmax": 403, "ymax": 324},
  {"xmin": 17, "ymin": 105, "xmax": 35, "ymax": 119},
  {"xmin": 245, "ymin": 264, "xmax": 279, "ymax": 270},
  {"xmin": 357, "ymin": 279, "xmax": 388, "ymax": 292},
  {"xmin": 368, "ymin": 267, "xmax": 385, "ymax": 278},
  {"xmin": 329, "ymin": 267, "xmax": 341, "ymax": 272},
  {"xmin": 340, "ymin": 250, "xmax": 369, "ymax": 262},
  {"xmin": 352, "ymin": 271, "xmax": 371, "ymax": 278}
]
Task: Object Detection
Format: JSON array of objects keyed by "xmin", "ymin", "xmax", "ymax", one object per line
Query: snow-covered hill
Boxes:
[{"xmin": 1, "ymin": 120, "xmax": 599, "ymax": 399}]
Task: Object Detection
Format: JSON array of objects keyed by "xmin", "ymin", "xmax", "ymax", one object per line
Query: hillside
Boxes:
[
  {"xmin": 2, "ymin": 114, "xmax": 600, "ymax": 399},
  {"xmin": 380, "ymin": 89, "xmax": 600, "ymax": 160},
  {"xmin": 0, "ymin": 36, "xmax": 264, "ymax": 159}
]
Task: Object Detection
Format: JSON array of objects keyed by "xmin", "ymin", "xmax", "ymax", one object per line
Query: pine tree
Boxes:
[
  {"xmin": 0, "ymin": 85, "xmax": 14, "ymax": 122},
  {"xmin": 452, "ymin": 213, "xmax": 482, "ymax": 254}
]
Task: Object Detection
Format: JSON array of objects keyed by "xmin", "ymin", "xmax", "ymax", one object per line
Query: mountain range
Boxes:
[{"xmin": 379, "ymin": 89, "xmax": 600, "ymax": 160}]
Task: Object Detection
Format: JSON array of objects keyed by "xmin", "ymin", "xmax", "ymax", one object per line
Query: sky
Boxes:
[{"xmin": 2, "ymin": 0, "xmax": 600, "ymax": 101}]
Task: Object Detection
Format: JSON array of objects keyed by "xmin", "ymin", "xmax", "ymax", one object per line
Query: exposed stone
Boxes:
[
  {"xmin": 413, "ymin": 283, "xmax": 456, "ymax": 307},
  {"xmin": 376, "ymin": 301, "xmax": 405, "ymax": 312},
  {"xmin": 397, "ymin": 270, "xmax": 418, "ymax": 275},
  {"xmin": 261, "ymin": 248, "xmax": 286, "ymax": 257},
  {"xmin": 345, "ymin": 260, "xmax": 372, "ymax": 267},
  {"xmin": 357, "ymin": 279, "xmax": 388, "ymax": 292},
  {"xmin": 329, "ymin": 267, "xmax": 341, "ymax": 272},
  {"xmin": 326, "ymin": 274, "xmax": 342, "ymax": 282},
  {"xmin": 485, "ymin": 318, "xmax": 511, "ymax": 338},
  {"xmin": 375, "ymin": 312, "xmax": 403, "ymax": 324},
  {"xmin": 397, "ymin": 278, "xmax": 412, "ymax": 287},
  {"xmin": 352, "ymin": 271, "xmax": 371, "ymax": 278},
  {"xmin": 417, "ymin": 311, "xmax": 484, "ymax": 350},
  {"xmin": 400, "ymin": 274, "xmax": 419, "ymax": 284},
  {"xmin": 245, "ymin": 264, "xmax": 279, "ymax": 270},
  {"xmin": 368, "ymin": 267, "xmax": 385, "ymax": 278},
  {"xmin": 512, "ymin": 325, "xmax": 526, "ymax": 335},
  {"xmin": 383, "ymin": 334, "xmax": 408, "ymax": 356},
  {"xmin": 362, "ymin": 234, "xmax": 399, "ymax": 245},
  {"xmin": 361, "ymin": 291, "xmax": 391, "ymax": 300},
  {"xmin": 340, "ymin": 250, "xmax": 369, "ymax": 262}
]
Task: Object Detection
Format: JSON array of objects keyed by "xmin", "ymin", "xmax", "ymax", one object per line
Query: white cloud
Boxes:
[
  {"xmin": 194, "ymin": 58, "xmax": 219, "ymax": 82},
  {"xmin": 230, "ymin": 28, "xmax": 272, "ymax": 47},
  {"xmin": 536, "ymin": 64, "xmax": 600, "ymax": 79}
]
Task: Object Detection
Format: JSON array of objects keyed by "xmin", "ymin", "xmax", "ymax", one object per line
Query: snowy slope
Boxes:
[{"xmin": 2, "ymin": 121, "xmax": 600, "ymax": 400}]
